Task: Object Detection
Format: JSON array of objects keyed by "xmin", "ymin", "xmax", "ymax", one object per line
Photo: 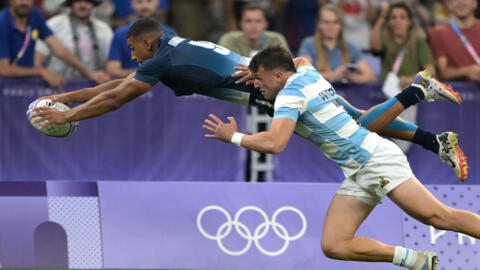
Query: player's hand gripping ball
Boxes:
[{"xmin": 26, "ymin": 99, "xmax": 79, "ymax": 137}]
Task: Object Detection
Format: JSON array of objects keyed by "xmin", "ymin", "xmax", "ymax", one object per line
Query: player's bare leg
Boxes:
[
  {"xmin": 321, "ymin": 195, "xmax": 395, "ymax": 262},
  {"xmin": 321, "ymin": 194, "xmax": 439, "ymax": 269},
  {"xmin": 388, "ymin": 177, "xmax": 480, "ymax": 239}
]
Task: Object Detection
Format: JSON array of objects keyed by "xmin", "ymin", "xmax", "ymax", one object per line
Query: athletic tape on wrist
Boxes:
[{"xmin": 231, "ymin": 132, "xmax": 244, "ymax": 146}]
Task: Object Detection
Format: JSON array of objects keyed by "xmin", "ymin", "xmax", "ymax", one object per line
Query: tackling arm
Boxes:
[
  {"xmin": 240, "ymin": 118, "xmax": 296, "ymax": 154},
  {"xmin": 203, "ymin": 114, "xmax": 296, "ymax": 154}
]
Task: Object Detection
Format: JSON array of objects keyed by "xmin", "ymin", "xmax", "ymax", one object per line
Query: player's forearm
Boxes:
[
  {"xmin": 63, "ymin": 79, "xmax": 124, "ymax": 104},
  {"xmin": 64, "ymin": 90, "xmax": 124, "ymax": 121},
  {"xmin": 64, "ymin": 77, "xmax": 149, "ymax": 121},
  {"xmin": 240, "ymin": 131, "xmax": 285, "ymax": 154}
]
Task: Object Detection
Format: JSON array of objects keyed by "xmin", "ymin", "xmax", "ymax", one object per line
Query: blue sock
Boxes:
[
  {"xmin": 413, "ymin": 128, "xmax": 439, "ymax": 154},
  {"xmin": 395, "ymin": 86, "xmax": 425, "ymax": 108}
]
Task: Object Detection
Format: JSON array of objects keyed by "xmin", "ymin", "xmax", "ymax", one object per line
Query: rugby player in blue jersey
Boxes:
[
  {"xmin": 203, "ymin": 45, "xmax": 480, "ymax": 270},
  {"xmin": 30, "ymin": 17, "xmax": 468, "ymax": 181}
]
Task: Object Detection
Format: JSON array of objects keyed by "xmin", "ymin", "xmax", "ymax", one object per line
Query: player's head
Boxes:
[
  {"xmin": 248, "ymin": 45, "xmax": 295, "ymax": 100},
  {"xmin": 8, "ymin": 0, "xmax": 34, "ymax": 18},
  {"xmin": 240, "ymin": 3, "xmax": 268, "ymax": 43},
  {"xmin": 131, "ymin": 0, "xmax": 159, "ymax": 18},
  {"xmin": 445, "ymin": 0, "xmax": 477, "ymax": 20},
  {"xmin": 126, "ymin": 17, "xmax": 164, "ymax": 64}
]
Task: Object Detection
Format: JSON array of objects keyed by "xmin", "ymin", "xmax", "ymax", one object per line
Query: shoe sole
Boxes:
[
  {"xmin": 448, "ymin": 132, "xmax": 469, "ymax": 182},
  {"xmin": 420, "ymin": 70, "xmax": 463, "ymax": 104},
  {"xmin": 431, "ymin": 255, "xmax": 439, "ymax": 270},
  {"xmin": 423, "ymin": 251, "xmax": 440, "ymax": 270}
]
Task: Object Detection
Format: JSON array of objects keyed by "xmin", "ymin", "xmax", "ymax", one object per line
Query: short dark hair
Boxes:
[
  {"xmin": 127, "ymin": 17, "xmax": 164, "ymax": 39},
  {"xmin": 249, "ymin": 45, "xmax": 296, "ymax": 73},
  {"xmin": 241, "ymin": 3, "xmax": 268, "ymax": 21}
]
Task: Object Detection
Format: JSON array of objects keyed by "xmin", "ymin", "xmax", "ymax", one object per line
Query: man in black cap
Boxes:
[{"xmin": 35, "ymin": 0, "xmax": 112, "ymax": 80}]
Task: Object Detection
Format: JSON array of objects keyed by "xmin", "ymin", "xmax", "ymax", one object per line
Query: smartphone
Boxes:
[{"xmin": 346, "ymin": 63, "xmax": 358, "ymax": 71}]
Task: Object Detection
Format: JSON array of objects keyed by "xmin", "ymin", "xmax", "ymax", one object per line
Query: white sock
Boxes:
[{"xmin": 392, "ymin": 246, "xmax": 418, "ymax": 268}]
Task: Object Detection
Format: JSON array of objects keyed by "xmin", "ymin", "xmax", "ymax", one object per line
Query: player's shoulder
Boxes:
[
  {"xmin": 161, "ymin": 33, "xmax": 187, "ymax": 44},
  {"xmin": 295, "ymin": 66, "xmax": 320, "ymax": 81},
  {"xmin": 159, "ymin": 34, "xmax": 190, "ymax": 53},
  {"xmin": 143, "ymin": 35, "xmax": 178, "ymax": 64},
  {"xmin": 280, "ymin": 68, "xmax": 315, "ymax": 97},
  {"xmin": 284, "ymin": 66, "xmax": 323, "ymax": 92}
]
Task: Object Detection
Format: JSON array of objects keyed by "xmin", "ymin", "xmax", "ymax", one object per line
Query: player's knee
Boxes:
[{"xmin": 321, "ymin": 239, "xmax": 349, "ymax": 260}]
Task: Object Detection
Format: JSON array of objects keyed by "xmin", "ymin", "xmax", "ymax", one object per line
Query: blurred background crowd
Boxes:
[{"xmin": 1, "ymin": 0, "xmax": 480, "ymax": 90}]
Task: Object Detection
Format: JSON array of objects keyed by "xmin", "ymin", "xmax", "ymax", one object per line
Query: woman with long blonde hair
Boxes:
[{"xmin": 298, "ymin": 4, "xmax": 376, "ymax": 83}]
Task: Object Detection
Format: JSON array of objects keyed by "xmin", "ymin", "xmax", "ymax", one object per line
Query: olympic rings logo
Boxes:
[{"xmin": 197, "ymin": 205, "xmax": 307, "ymax": 256}]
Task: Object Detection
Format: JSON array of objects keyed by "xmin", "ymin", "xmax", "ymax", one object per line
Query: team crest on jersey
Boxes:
[{"xmin": 379, "ymin": 177, "xmax": 390, "ymax": 188}]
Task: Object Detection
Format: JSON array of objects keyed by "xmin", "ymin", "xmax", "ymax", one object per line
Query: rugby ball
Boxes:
[{"xmin": 26, "ymin": 99, "xmax": 79, "ymax": 137}]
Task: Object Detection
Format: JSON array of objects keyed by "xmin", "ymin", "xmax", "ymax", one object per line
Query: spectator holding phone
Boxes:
[{"xmin": 298, "ymin": 4, "xmax": 376, "ymax": 83}]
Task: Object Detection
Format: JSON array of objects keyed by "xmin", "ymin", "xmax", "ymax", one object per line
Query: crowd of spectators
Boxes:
[{"xmin": 1, "ymin": 0, "xmax": 480, "ymax": 90}]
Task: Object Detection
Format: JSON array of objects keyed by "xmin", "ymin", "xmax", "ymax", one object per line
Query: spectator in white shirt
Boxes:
[{"xmin": 35, "ymin": 0, "xmax": 112, "ymax": 80}]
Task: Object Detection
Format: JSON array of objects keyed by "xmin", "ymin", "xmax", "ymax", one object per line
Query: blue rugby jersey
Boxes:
[
  {"xmin": 134, "ymin": 34, "xmax": 273, "ymax": 114},
  {"xmin": 273, "ymin": 66, "xmax": 381, "ymax": 177}
]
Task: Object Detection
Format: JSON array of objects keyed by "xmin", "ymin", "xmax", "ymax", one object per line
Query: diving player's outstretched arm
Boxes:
[
  {"xmin": 35, "ymin": 73, "xmax": 136, "ymax": 106},
  {"xmin": 30, "ymin": 74, "xmax": 152, "ymax": 128}
]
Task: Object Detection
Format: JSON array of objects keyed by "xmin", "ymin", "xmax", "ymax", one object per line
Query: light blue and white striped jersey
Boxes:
[{"xmin": 273, "ymin": 66, "xmax": 381, "ymax": 177}]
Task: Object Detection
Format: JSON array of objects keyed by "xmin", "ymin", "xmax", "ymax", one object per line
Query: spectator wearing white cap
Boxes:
[{"xmin": 35, "ymin": 0, "xmax": 112, "ymax": 80}]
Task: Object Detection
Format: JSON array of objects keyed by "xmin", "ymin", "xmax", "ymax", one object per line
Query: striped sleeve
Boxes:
[{"xmin": 273, "ymin": 88, "xmax": 307, "ymax": 122}]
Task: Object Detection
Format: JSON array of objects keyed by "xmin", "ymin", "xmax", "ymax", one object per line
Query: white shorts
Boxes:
[{"xmin": 336, "ymin": 138, "xmax": 414, "ymax": 207}]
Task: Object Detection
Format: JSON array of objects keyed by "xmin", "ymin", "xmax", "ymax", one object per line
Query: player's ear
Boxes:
[
  {"xmin": 146, "ymin": 38, "xmax": 157, "ymax": 52},
  {"xmin": 274, "ymin": 70, "xmax": 283, "ymax": 80}
]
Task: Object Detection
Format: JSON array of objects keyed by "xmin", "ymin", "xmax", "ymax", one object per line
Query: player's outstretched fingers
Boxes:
[
  {"xmin": 227, "ymin": 116, "xmax": 237, "ymax": 126},
  {"xmin": 204, "ymin": 133, "xmax": 218, "ymax": 139},
  {"xmin": 209, "ymin": 114, "xmax": 222, "ymax": 124},
  {"xmin": 39, "ymin": 120, "xmax": 52, "ymax": 130},
  {"xmin": 203, "ymin": 124, "xmax": 216, "ymax": 133},
  {"xmin": 29, "ymin": 107, "xmax": 53, "ymax": 120},
  {"xmin": 204, "ymin": 119, "xmax": 217, "ymax": 129},
  {"xmin": 232, "ymin": 63, "xmax": 249, "ymax": 72}
]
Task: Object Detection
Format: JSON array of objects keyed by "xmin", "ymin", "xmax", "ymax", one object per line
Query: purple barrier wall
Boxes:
[
  {"xmin": 274, "ymin": 82, "xmax": 480, "ymax": 185},
  {"xmin": 0, "ymin": 181, "xmax": 478, "ymax": 269},
  {"xmin": 0, "ymin": 79, "xmax": 247, "ymax": 181}
]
